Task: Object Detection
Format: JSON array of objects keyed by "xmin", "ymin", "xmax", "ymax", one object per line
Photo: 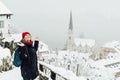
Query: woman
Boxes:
[{"xmin": 17, "ymin": 32, "xmax": 39, "ymax": 80}]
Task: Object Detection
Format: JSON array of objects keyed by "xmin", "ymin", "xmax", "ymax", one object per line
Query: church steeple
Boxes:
[
  {"xmin": 69, "ymin": 11, "xmax": 73, "ymax": 30},
  {"xmin": 65, "ymin": 11, "xmax": 75, "ymax": 51}
]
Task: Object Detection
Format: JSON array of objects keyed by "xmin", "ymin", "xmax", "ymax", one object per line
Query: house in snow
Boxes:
[
  {"xmin": 65, "ymin": 12, "xmax": 96, "ymax": 53},
  {"xmin": 100, "ymin": 41, "xmax": 120, "ymax": 59},
  {"xmin": 0, "ymin": 1, "xmax": 13, "ymax": 39}
]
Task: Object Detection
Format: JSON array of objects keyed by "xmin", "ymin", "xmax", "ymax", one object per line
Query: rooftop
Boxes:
[{"xmin": 0, "ymin": 1, "xmax": 13, "ymax": 15}]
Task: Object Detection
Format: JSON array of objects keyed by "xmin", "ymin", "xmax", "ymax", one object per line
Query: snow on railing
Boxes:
[{"xmin": 38, "ymin": 61, "xmax": 85, "ymax": 80}]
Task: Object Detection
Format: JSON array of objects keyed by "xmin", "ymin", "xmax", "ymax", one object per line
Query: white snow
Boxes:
[
  {"xmin": 3, "ymin": 33, "xmax": 50, "ymax": 53},
  {"xmin": 0, "ymin": 67, "xmax": 40, "ymax": 80},
  {"xmin": 1, "ymin": 33, "xmax": 120, "ymax": 80},
  {"xmin": 103, "ymin": 40, "xmax": 120, "ymax": 49},
  {"xmin": 1, "ymin": 1, "xmax": 120, "ymax": 79},
  {"xmin": 38, "ymin": 41, "xmax": 50, "ymax": 53},
  {"xmin": 39, "ymin": 61, "xmax": 86, "ymax": 80},
  {"xmin": 3, "ymin": 33, "xmax": 22, "ymax": 42},
  {"xmin": 0, "ymin": 67, "xmax": 22, "ymax": 80},
  {"xmin": 74, "ymin": 38, "xmax": 95, "ymax": 47},
  {"xmin": 0, "ymin": 1, "xmax": 13, "ymax": 15},
  {"xmin": 0, "ymin": 46, "xmax": 10, "ymax": 65}
]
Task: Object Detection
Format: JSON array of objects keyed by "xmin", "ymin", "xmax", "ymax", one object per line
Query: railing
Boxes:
[{"xmin": 38, "ymin": 61, "xmax": 69, "ymax": 80}]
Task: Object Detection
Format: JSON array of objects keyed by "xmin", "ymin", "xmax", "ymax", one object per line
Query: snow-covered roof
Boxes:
[
  {"xmin": 74, "ymin": 38, "xmax": 95, "ymax": 47},
  {"xmin": 0, "ymin": 1, "xmax": 13, "ymax": 15},
  {"xmin": 102, "ymin": 41, "xmax": 120, "ymax": 53},
  {"xmin": 94, "ymin": 58, "xmax": 120, "ymax": 67},
  {"xmin": 103, "ymin": 41, "xmax": 120, "ymax": 48}
]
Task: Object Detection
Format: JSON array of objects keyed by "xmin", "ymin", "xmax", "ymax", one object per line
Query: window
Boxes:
[{"xmin": 0, "ymin": 21, "xmax": 4, "ymax": 28}]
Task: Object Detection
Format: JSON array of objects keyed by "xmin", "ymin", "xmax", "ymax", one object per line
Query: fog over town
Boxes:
[{"xmin": 1, "ymin": 0, "xmax": 120, "ymax": 49}]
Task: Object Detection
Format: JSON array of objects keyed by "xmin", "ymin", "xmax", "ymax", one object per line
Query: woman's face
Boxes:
[{"xmin": 24, "ymin": 34, "xmax": 32, "ymax": 42}]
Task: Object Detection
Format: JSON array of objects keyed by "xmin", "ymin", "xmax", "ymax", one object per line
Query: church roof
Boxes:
[
  {"xmin": 74, "ymin": 38, "xmax": 96, "ymax": 47},
  {"xmin": 0, "ymin": 1, "xmax": 13, "ymax": 15}
]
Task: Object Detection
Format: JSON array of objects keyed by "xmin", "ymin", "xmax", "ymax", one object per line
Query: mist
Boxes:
[{"xmin": 1, "ymin": 0, "xmax": 120, "ymax": 49}]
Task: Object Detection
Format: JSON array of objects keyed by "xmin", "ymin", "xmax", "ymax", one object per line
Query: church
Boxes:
[
  {"xmin": 0, "ymin": 1, "xmax": 13, "ymax": 39},
  {"xmin": 65, "ymin": 12, "xmax": 96, "ymax": 53}
]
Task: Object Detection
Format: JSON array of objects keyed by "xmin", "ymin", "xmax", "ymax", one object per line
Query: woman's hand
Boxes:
[
  {"xmin": 34, "ymin": 37, "xmax": 39, "ymax": 41},
  {"xmin": 17, "ymin": 42, "xmax": 25, "ymax": 46}
]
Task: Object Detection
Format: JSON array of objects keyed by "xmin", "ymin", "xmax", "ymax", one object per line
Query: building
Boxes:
[
  {"xmin": 100, "ymin": 41, "xmax": 120, "ymax": 59},
  {"xmin": 65, "ymin": 12, "xmax": 76, "ymax": 51},
  {"xmin": 65, "ymin": 12, "xmax": 96, "ymax": 52},
  {"xmin": 0, "ymin": 1, "xmax": 13, "ymax": 38}
]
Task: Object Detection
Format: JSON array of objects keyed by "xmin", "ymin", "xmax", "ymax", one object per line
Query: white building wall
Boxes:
[
  {"xmin": 66, "ymin": 30, "xmax": 76, "ymax": 51},
  {"xmin": 0, "ymin": 16, "xmax": 10, "ymax": 37}
]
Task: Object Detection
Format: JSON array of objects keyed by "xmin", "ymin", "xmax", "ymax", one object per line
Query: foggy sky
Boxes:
[{"xmin": 1, "ymin": 0, "xmax": 120, "ymax": 49}]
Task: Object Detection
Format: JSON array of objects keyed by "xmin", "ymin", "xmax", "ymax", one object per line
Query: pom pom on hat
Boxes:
[{"xmin": 22, "ymin": 32, "xmax": 30, "ymax": 39}]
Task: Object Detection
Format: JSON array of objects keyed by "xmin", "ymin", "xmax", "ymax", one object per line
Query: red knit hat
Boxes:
[{"xmin": 22, "ymin": 32, "xmax": 30, "ymax": 39}]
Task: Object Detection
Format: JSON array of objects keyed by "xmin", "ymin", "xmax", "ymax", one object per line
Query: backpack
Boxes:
[{"xmin": 13, "ymin": 48, "xmax": 22, "ymax": 67}]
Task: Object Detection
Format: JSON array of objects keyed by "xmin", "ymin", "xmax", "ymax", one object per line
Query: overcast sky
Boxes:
[{"xmin": 1, "ymin": 0, "xmax": 120, "ymax": 49}]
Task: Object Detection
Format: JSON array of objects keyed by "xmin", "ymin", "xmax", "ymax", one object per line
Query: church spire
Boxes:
[{"xmin": 69, "ymin": 11, "xmax": 73, "ymax": 30}]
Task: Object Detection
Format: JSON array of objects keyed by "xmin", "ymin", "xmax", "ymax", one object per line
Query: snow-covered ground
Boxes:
[
  {"xmin": 0, "ymin": 67, "xmax": 22, "ymax": 80},
  {"xmin": 0, "ymin": 67, "xmax": 39, "ymax": 80}
]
